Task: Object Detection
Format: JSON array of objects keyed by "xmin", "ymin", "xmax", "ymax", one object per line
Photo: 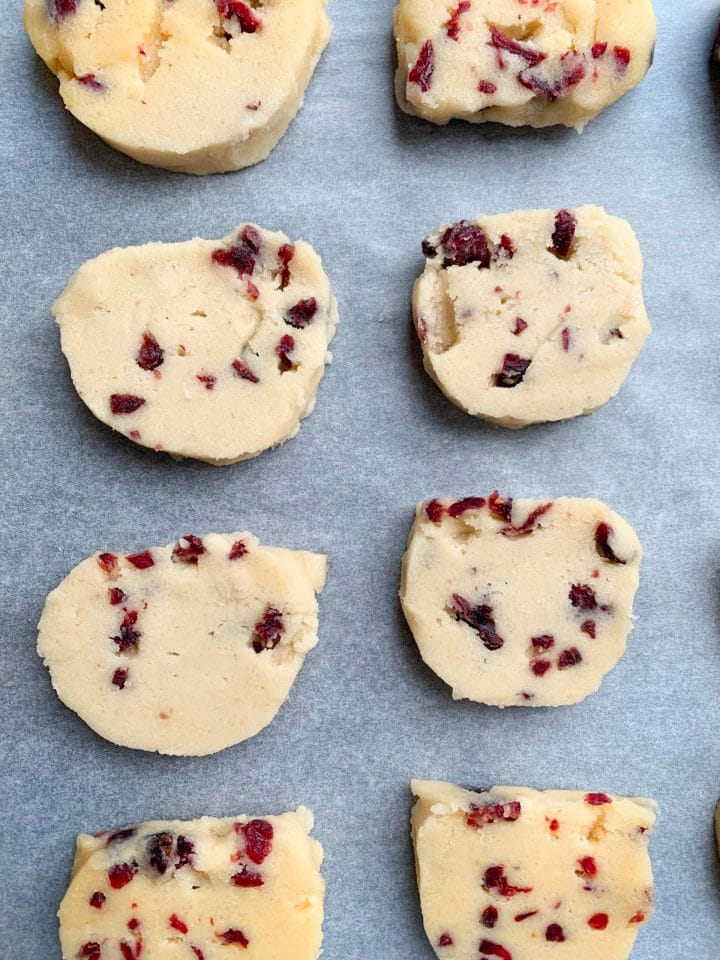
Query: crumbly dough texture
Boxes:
[
  {"xmin": 411, "ymin": 780, "xmax": 656, "ymax": 960},
  {"xmin": 400, "ymin": 495, "xmax": 641, "ymax": 707},
  {"xmin": 24, "ymin": 0, "xmax": 331, "ymax": 174},
  {"xmin": 37, "ymin": 532, "xmax": 327, "ymax": 755},
  {"xmin": 59, "ymin": 810, "xmax": 324, "ymax": 960},
  {"xmin": 394, "ymin": 0, "xmax": 656, "ymax": 129},
  {"xmin": 412, "ymin": 206, "xmax": 650, "ymax": 427},
  {"xmin": 53, "ymin": 224, "xmax": 338, "ymax": 464}
]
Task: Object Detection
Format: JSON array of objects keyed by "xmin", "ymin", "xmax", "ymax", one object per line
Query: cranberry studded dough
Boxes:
[
  {"xmin": 412, "ymin": 206, "xmax": 650, "ymax": 427},
  {"xmin": 23, "ymin": 0, "xmax": 331, "ymax": 174},
  {"xmin": 59, "ymin": 810, "xmax": 324, "ymax": 960},
  {"xmin": 400, "ymin": 495, "xmax": 641, "ymax": 707},
  {"xmin": 411, "ymin": 780, "xmax": 656, "ymax": 960},
  {"xmin": 394, "ymin": 0, "xmax": 656, "ymax": 130},
  {"xmin": 53, "ymin": 224, "xmax": 338, "ymax": 464},
  {"xmin": 37, "ymin": 532, "xmax": 326, "ymax": 755}
]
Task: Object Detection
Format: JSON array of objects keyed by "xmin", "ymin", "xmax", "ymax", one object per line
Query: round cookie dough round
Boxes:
[
  {"xmin": 23, "ymin": 0, "xmax": 332, "ymax": 174},
  {"xmin": 54, "ymin": 224, "xmax": 338, "ymax": 464},
  {"xmin": 411, "ymin": 780, "xmax": 656, "ymax": 960},
  {"xmin": 412, "ymin": 206, "xmax": 650, "ymax": 428},
  {"xmin": 37, "ymin": 532, "xmax": 327, "ymax": 755},
  {"xmin": 400, "ymin": 494, "xmax": 642, "ymax": 707},
  {"xmin": 394, "ymin": 0, "xmax": 656, "ymax": 130},
  {"xmin": 59, "ymin": 810, "xmax": 324, "ymax": 960}
]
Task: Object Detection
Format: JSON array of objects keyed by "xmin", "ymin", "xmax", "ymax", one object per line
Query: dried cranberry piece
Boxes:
[
  {"xmin": 108, "ymin": 587, "xmax": 126, "ymax": 606},
  {"xmin": 191, "ymin": 950, "xmax": 205, "ymax": 960},
  {"xmin": 440, "ymin": 221, "xmax": 491, "ymax": 268},
  {"xmin": 561, "ymin": 327, "xmax": 571, "ymax": 351},
  {"xmin": 285, "ymin": 297, "xmax": 318, "ymax": 328},
  {"xmin": 531, "ymin": 635, "xmax": 554, "ymax": 651},
  {"xmin": 127, "ymin": 550, "xmax": 154, "ymax": 569},
  {"xmin": 136, "ymin": 333, "xmax": 164, "ymax": 371},
  {"xmin": 445, "ymin": 0, "xmax": 470, "ymax": 40},
  {"xmin": 110, "ymin": 394, "xmax": 146, "ymax": 415},
  {"xmin": 77, "ymin": 944, "xmax": 102, "ymax": 960},
  {"xmin": 585, "ymin": 792, "xmax": 613, "ymax": 805},
  {"xmin": 229, "ymin": 540, "xmax": 248, "ymax": 560},
  {"xmin": 47, "ymin": 0, "xmax": 78, "ymax": 20},
  {"xmin": 89, "ymin": 891, "xmax": 106, "ymax": 909},
  {"xmin": 242, "ymin": 819, "xmax": 273, "ymax": 863},
  {"xmin": 479, "ymin": 940, "xmax": 512, "ymax": 960},
  {"xmin": 217, "ymin": 0, "xmax": 261, "ymax": 31},
  {"xmin": 231, "ymin": 359, "xmax": 259, "ymax": 383},
  {"xmin": 580, "ymin": 620, "xmax": 596, "ymax": 639},
  {"xmin": 595, "ymin": 522, "xmax": 626, "ymax": 564},
  {"xmin": 212, "ymin": 226, "xmax": 261, "ymax": 276},
  {"xmin": 629, "ymin": 911, "xmax": 645, "ymax": 923},
  {"xmin": 545, "ymin": 923, "xmax": 565, "ymax": 942},
  {"xmin": 173, "ymin": 535, "xmax": 206, "ymax": 565},
  {"xmin": 275, "ymin": 333, "xmax": 296, "ymax": 371},
  {"xmin": 77, "ymin": 73, "xmax": 105, "ymax": 91},
  {"xmin": 175, "ymin": 834, "xmax": 195, "ymax": 869},
  {"xmin": 577, "ymin": 856, "xmax": 597, "ymax": 878},
  {"xmin": 438, "ymin": 932, "xmax": 454, "ymax": 947},
  {"xmin": 112, "ymin": 610, "xmax": 140, "ymax": 652},
  {"xmin": 252, "ymin": 608, "xmax": 284, "ymax": 652},
  {"xmin": 447, "ymin": 496, "xmax": 486, "ymax": 518},
  {"xmin": 98, "ymin": 552, "xmax": 118, "ymax": 574},
  {"xmin": 409, "ymin": 39, "xmax": 434, "ymax": 91},
  {"xmin": 197, "ymin": 374, "xmax": 216, "ymax": 390},
  {"xmin": 549, "ymin": 210, "xmax": 577, "ymax": 259},
  {"xmin": 451, "ymin": 595, "xmax": 503, "ymax": 651},
  {"xmin": 147, "ymin": 832, "xmax": 174, "ymax": 874},
  {"xmin": 425, "ymin": 499, "xmax": 445, "ymax": 523},
  {"xmin": 613, "ymin": 46, "xmax": 631, "ymax": 72},
  {"xmin": 118, "ymin": 943, "xmax": 138, "ymax": 960},
  {"xmin": 169, "ymin": 914, "xmax": 188, "ymax": 934},
  {"xmin": 501, "ymin": 502, "xmax": 552, "ymax": 537},
  {"xmin": 557, "ymin": 648, "xmax": 582, "ymax": 670},
  {"xmin": 108, "ymin": 861, "xmax": 138, "ymax": 889},
  {"xmin": 569, "ymin": 583, "xmax": 597, "ymax": 611},
  {"xmin": 592, "ymin": 42, "xmax": 608, "ymax": 58},
  {"xmin": 496, "ymin": 234, "xmax": 515, "ymax": 261},
  {"xmin": 127, "ymin": 920, "xmax": 140, "ymax": 932},
  {"xmin": 494, "ymin": 354, "xmax": 531, "ymax": 388},
  {"xmin": 514, "ymin": 911, "xmax": 538, "ymax": 922},
  {"xmin": 477, "ymin": 79, "xmax": 498, "ymax": 94},
  {"xmin": 276, "ymin": 243, "xmax": 295, "ymax": 289},
  {"xmin": 481, "ymin": 905, "xmax": 499, "ymax": 928},
  {"xmin": 530, "ymin": 659, "xmax": 551, "ymax": 677},
  {"xmin": 232, "ymin": 865, "xmax": 264, "ymax": 887},
  {"xmin": 489, "ymin": 24, "xmax": 546, "ymax": 66},
  {"xmin": 112, "ymin": 668, "xmax": 129, "ymax": 689},
  {"xmin": 488, "ymin": 491, "xmax": 513, "ymax": 523},
  {"xmin": 106, "ymin": 828, "xmax": 135, "ymax": 845},
  {"xmin": 588, "ymin": 913, "xmax": 609, "ymax": 930},
  {"xmin": 467, "ymin": 801, "xmax": 521, "ymax": 829},
  {"xmin": 483, "ymin": 865, "xmax": 532, "ymax": 897},
  {"xmin": 218, "ymin": 930, "xmax": 249, "ymax": 947}
]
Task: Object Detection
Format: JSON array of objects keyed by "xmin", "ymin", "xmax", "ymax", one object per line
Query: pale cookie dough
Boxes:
[
  {"xmin": 53, "ymin": 224, "xmax": 338, "ymax": 464},
  {"xmin": 37, "ymin": 532, "xmax": 326, "ymax": 755},
  {"xmin": 400, "ymin": 494, "xmax": 641, "ymax": 706},
  {"xmin": 23, "ymin": 0, "xmax": 331, "ymax": 174},
  {"xmin": 59, "ymin": 809, "xmax": 324, "ymax": 960},
  {"xmin": 412, "ymin": 206, "xmax": 650, "ymax": 428},
  {"xmin": 411, "ymin": 780, "xmax": 656, "ymax": 960},
  {"xmin": 394, "ymin": 0, "xmax": 655, "ymax": 130}
]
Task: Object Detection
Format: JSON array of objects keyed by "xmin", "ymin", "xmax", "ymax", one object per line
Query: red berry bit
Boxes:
[
  {"xmin": 212, "ymin": 226, "xmax": 262, "ymax": 276},
  {"xmin": 77, "ymin": 73, "xmax": 105, "ymax": 91},
  {"xmin": 488, "ymin": 491, "xmax": 513, "ymax": 523},
  {"xmin": 409, "ymin": 39, "xmax": 435, "ymax": 92},
  {"xmin": 240, "ymin": 819, "xmax": 274, "ymax": 863},
  {"xmin": 501, "ymin": 502, "xmax": 552, "ymax": 537},
  {"xmin": 111, "ymin": 610, "xmax": 140, "ymax": 652},
  {"xmin": 489, "ymin": 24, "xmax": 546, "ymax": 66},
  {"xmin": 595, "ymin": 522, "xmax": 626, "ymax": 564},
  {"xmin": 569, "ymin": 583, "xmax": 597, "ymax": 611},
  {"xmin": 47, "ymin": 0, "xmax": 78, "ymax": 22},
  {"xmin": 628, "ymin": 911, "xmax": 645, "ymax": 924},
  {"xmin": 108, "ymin": 861, "xmax": 138, "ymax": 889},
  {"xmin": 477, "ymin": 79, "xmax": 498, "ymax": 94},
  {"xmin": 169, "ymin": 914, "xmax": 189, "ymax": 934},
  {"xmin": 577, "ymin": 856, "xmax": 597, "ymax": 878},
  {"xmin": 581, "ymin": 620, "xmax": 596, "ymax": 639},
  {"xmin": 112, "ymin": 667, "xmax": 129, "ymax": 689},
  {"xmin": 512, "ymin": 317, "xmax": 527, "ymax": 336},
  {"xmin": 285, "ymin": 297, "xmax": 318, "ymax": 329},
  {"xmin": 232, "ymin": 865, "xmax": 264, "ymax": 887},
  {"xmin": 252, "ymin": 608, "xmax": 284, "ymax": 652},
  {"xmin": 216, "ymin": 0, "xmax": 261, "ymax": 31},
  {"xmin": 127, "ymin": 550, "xmax": 154, "ymax": 569},
  {"xmin": 514, "ymin": 910, "xmax": 538, "ymax": 922},
  {"xmin": 173, "ymin": 535, "xmax": 206, "ymax": 565},
  {"xmin": 197, "ymin": 374, "xmax": 216, "ymax": 390},
  {"xmin": 592, "ymin": 42, "xmax": 608, "ymax": 59},
  {"xmin": 479, "ymin": 940, "xmax": 512, "ymax": 960},
  {"xmin": 561, "ymin": 327, "xmax": 571, "ymax": 351},
  {"xmin": 89, "ymin": 891, "xmax": 106, "ymax": 909},
  {"xmin": 108, "ymin": 587, "xmax": 126, "ymax": 605},
  {"xmin": 191, "ymin": 950, "xmax": 205, "ymax": 960},
  {"xmin": 231, "ymin": 358, "xmax": 260, "ymax": 383},
  {"xmin": 445, "ymin": 0, "xmax": 470, "ymax": 41},
  {"xmin": 588, "ymin": 912, "xmax": 609, "ymax": 930},
  {"xmin": 495, "ymin": 234, "xmax": 515, "ymax": 261},
  {"xmin": 119, "ymin": 944, "xmax": 139, "ymax": 960},
  {"xmin": 467, "ymin": 801, "xmax": 521, "ymax": 829},
  {"xmin": 530, "ymin": 659, "xmax": 551, "ymax": 677},
  {"xmin": 451, "ymin": 594, "xmax": 503, "ymax": 651},
  {"xmin": 106, "ymin": 828, "xmax": 135, "ymax": 845},
  {"xmin": 77, "ymin": 944, "xmax": 102, "ymax": 960},
  {"xmin": 136, "ymin": 332, "xmax": 164, "ymax": 371},
  {"xmin": 545, "ymin": 923, "xmax": 566, "ymax": 942},
  {"xmin": 425, "ymin": 499, "xmax": 445, "ymax": 523},
  {"xmin": 447, "ymin": 496, "xmax": 486, "ymax": 518},
  {"xmin": 218, "ymin": 929, "xmax": 249, "ymax": 947},
  {"xmin": 494, "ymin": 354, "xmax": 531, "ymax": 388},
  {"xmin": 110, "ymin": 394, "xmax": 146, "ymax": 415},
  {"xmin": 481, "ymin": 905, "xmax": 499, "ymax": 928},
  {"xmin": 585, "ymin": 792, "xmax": 613, "ymax": 806},
  {"xmin": 275, "ymin": 333, "xmax": 296, "ymax": 371},
  {"xmin": 98, "ymin": 552, "xmax": 118, "ymax": 575},
  {"xmin": 549, "ymin": 210, "xmax": 577, "ymax": 259},
  {"xmin": 531, "ymin": 635, "xmax": 554, "ymax": 651},
  {"xmin": 483, "ymin": 864, "xmax": 532, "ymax": 898},
  {"xmin": 276, "ymin": 243, "xmax": 295, "ymax": 289},
  {"xmin": 613, "ymin": 46, "xmax": 631, "ymax": 72},
  {"xmin": 440, "ymin": 221, "xmax": 491, "ymax": 269},
  {"xmin": 229, "ymin": 540, "xmax": 248, "ymax": 560},
  {"xmin": 557, "ymin": 647, "xmax": 582, "ymax": 670}
]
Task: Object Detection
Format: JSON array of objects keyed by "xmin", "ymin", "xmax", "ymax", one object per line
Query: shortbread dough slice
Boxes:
[
  {"xmin": 400, "ymin": 495, "xmax": 641, "ymax": 706},
  {"xmin": 411, "ymin": 780, "xmax": 656, "ymax": 960},
  {"xmin": 53, "ymin": 224, "xmax": 338, "ymax": 464},
  {"xmin": 37, "ymin": 532, "xmax": 326, "ymax": 755},
  {"xmin": 59, "ymin": 810, "xmax": 324, "ymax": 960},
  {"xmin": 23, "ymin": 0, "xmax": 331, "ymax": 174},
  {"xmin": 394, "ymin": 0, "xmax": 655, "ymax": 130},
  {"xmin": 413, "ymin": 206, "xmax": 650, "ymax": 427}
]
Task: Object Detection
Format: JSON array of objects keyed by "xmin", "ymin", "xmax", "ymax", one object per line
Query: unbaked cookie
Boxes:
[
  {"xmin": 400, "ymin": 495, "xmax": 641, "ymax": 706},
  {"xmin": 411, "ymin": 780, "xmax": 656, "ymax": 960},
  {"xmin": 24, "ymin": 0, "xmax": 331, "ymax": 174},
  {"xmin": 37, "ymin": 532, "xmax": 326, "ymax": 755},
  {"xmin": 412, "ymin": 206, "xmax": 650, "ymax": 427},
  {"xmin": 394, "ymin": 0, "xmax": 655, "ymax": 130},
  {"xmin": 54, "ymin": 224, "xmax": 338, "ymax": 464},
  {"xmin": 59, "ymin": 809, "xmax": 324, "ymax": 960}
]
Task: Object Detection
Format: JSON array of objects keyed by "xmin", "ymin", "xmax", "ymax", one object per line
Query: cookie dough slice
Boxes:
[
  {"xmin": 394, "ymin": 0, "xmax": 655, "ymax": 130},
  {"xmin": 411, "ymin": 780, "xmax": 656, "ymax": 960},
  {"xmin": 413, "ymin": 206, "xmax": 650, "ymax": 427},
  {"xmin": 54, "ymin": 224, "xmax": 338, "ymax": 464},
  {"xmin": 23, "ymin": 0, "xmax": 331, "ymax": 174},
  {"xmin": 59, "ymin": 809, "xmax": 324, "ymax": 960},
  {"xmin": 37, "ymin": 532, "xmax": 326, "ymax": 755},
  {"xmin": 400, "ymin": 495, "xmax": 641, "ymax": 707}
]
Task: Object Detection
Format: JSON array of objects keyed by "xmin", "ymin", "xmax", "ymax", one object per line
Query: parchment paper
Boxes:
[{"xmin": 2, "ymin": 0, "xmax": 720, "ymax": 956}]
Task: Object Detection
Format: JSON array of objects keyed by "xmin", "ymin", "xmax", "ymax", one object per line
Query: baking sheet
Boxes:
[{"xmin": 2, "ymin": 0, "xmax": 720, "ymax": 955}]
